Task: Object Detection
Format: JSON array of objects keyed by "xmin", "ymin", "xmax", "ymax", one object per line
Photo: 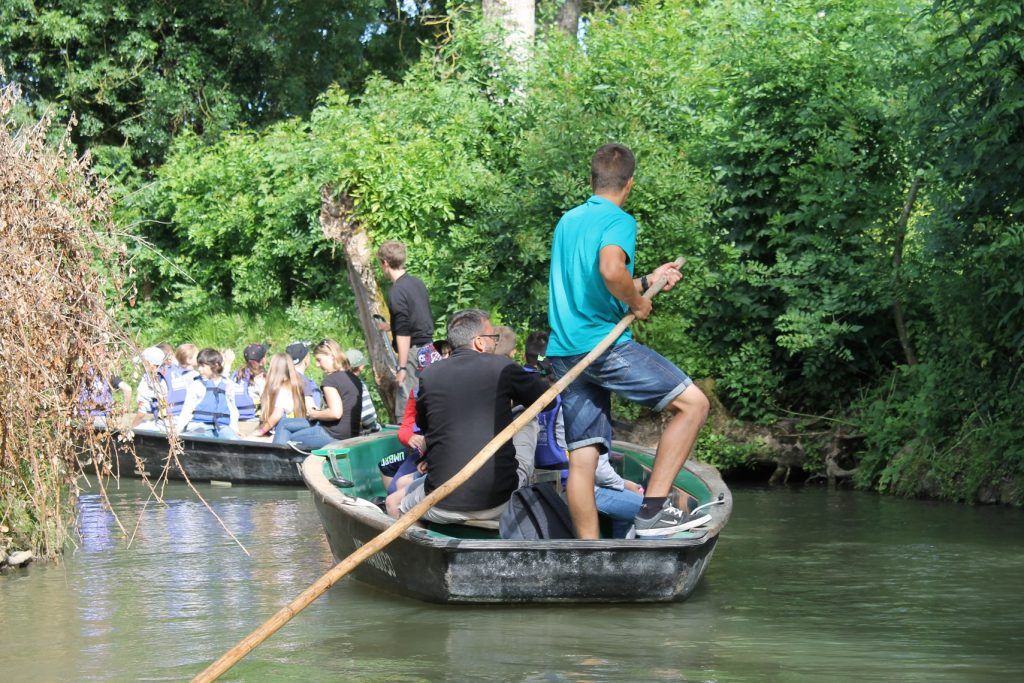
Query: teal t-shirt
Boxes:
[{"xmin": 546, "ymin": 195, "xmax": 637, "ymax": 357}]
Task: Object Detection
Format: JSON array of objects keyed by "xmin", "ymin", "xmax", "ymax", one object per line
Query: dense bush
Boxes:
[{"xmin": 123, "ymin": 0, "xmax": 1023, "ymax": 502}]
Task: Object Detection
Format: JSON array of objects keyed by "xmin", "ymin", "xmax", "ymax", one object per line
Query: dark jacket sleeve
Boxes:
[
  {"xmin": 390, "ymin": 288, "xmax": 412, "ymax": 337},
  {"xmin": 415, "ymin": 374, "xmax": 429, "ymax": 434},
  {"xmin": 505, "ymin": 364, "xmax": 555, "ymax": 413}
]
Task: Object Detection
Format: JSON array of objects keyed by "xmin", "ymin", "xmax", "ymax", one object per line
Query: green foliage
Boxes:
[
  {"xmin": 133, "ymin": 300, "xmax": 361, "ymax": 365},
  {"xmin": 695, "ymin": 430, "xmax": 762, "ymax": 473},
  {"xmin": 849, "ymin": 0, "xmax": 1024, "ymax": 502},
  {"xmin": 0, "ymin": 0, "xmax": 436, "ymax": 169},
  {"xmin": 113, "ymin": 0, "xmax": 1022, "ymax": 502}
]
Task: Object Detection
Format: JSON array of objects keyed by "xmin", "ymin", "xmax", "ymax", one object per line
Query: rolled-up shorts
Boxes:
[
  {"xmin": 547, "ymin": 340, "xmax": 692, "ymax": 454},
  {"xmin": 378, "ymin": 449, "xmax": 411, "ymax": 478}
]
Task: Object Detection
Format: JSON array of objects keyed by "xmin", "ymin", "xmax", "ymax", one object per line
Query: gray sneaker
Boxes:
[{"xmin": 634, "ymin": 500, "xmax": 711, "ymax": 537}]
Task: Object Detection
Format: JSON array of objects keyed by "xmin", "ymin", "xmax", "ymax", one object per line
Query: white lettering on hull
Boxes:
[{"xmin": 352, "ymin": 538, "xmax": 397, "ymax": 578}]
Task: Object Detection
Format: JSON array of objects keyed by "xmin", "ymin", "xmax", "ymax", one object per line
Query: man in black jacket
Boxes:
[{"xmin": 394, "ymin": 309, "xmax": 550, "ymax": 524}]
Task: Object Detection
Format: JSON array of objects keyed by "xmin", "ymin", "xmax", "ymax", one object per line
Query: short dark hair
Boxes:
[
  {"xmin": 524, "ymin": 330, "xmax": 549, "ymax": 367},
  {"xmin": 447, "ymin": 309, "xmax": 490, "ymax": 349},
  {"xmin": 196, "ymin": 348, "xmax": 224, "ymax": 376},
  {"xmin": 590, "ymin": 143, "xmax": 636, "ymax": 193}
]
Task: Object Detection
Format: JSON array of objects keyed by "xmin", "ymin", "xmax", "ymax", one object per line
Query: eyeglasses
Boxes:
[{"xmin": 477, "ymin": 334, "xmax": 500, "ymax": 342}]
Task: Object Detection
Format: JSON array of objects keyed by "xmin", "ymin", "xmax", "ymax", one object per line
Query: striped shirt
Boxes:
[{"xmin": 360, "ymin": 382, "xmax": 379, "ymax": 432}]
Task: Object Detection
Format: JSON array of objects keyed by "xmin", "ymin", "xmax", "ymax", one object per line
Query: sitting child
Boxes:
[
  {"xmin": 252, "ymin": 353, "xmax": 308, "ymax": 439},
  {"xmin": 177, "ymin": 348, "xmax": 239, "ymax": 439}
]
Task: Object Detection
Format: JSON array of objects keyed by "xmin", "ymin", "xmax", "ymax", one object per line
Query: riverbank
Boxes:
[
  {"xmin": 621, "ymin": 380, "xmax": 1023, "ymax": 507},
  {"xmin": 0, "ymin": 547, "xmax": 33, "ymax": 570}
]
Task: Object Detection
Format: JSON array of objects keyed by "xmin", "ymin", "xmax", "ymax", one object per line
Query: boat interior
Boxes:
[{"xmin": 309, "ymin": 431, "xmax": 718, "ymax": 542}]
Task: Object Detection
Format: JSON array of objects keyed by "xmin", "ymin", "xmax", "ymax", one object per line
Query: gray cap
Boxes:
[{"xmin": 345, "ymin": 348, "xmax": 366, "ymax": 368}]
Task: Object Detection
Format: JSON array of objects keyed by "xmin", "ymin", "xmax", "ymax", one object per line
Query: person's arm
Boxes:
[
  {"xmin": 308, "ymin": 386, "xmax": 342, "ymax": 421},
  {"xmin": 390, "ymin": 288, "xmax": 413, "ymax": 376},
  {"xmin": 397, "ymin": 393, "xmax": 418, "ymax": 446},
  {"xmin": 414, "ymin": 377, "xmax": 429, "ymax": 435},
  {"xmin": 595, "ymin": 452, "xmax": 625, "ymax": 490},
  {"xmin": 630, "ymin": 261, "xmax": 684, "ymax": 294},
  {"xmin": 395, "ymin": 335, "xmax": 411, "ymax": 378},
  {"xmin": 599, "ymin": 245, "xmax": 651, "ymax": 320},
  {"xmin": 118, "ymin": 382, "xmax": 132, "ymax": 409},
  {"xmin": 226, "ymin": 380, "xmax": 239, "ymax": 432},
  {"xmin": 507, "ymin": 364, "xmax": 555, "ymax": 413},
  {"xmin": 254, "ymin": 406, "xmax": 284, "ymax": 436}
]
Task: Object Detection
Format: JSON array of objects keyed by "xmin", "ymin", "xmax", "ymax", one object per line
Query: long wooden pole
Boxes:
[{"xmin": 193, "ymin": 257, "xmax": 685, "ymax": 682}]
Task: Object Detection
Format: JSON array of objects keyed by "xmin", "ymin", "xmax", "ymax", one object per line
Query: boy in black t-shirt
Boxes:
[{"xmin": 378, "ymin": 240, "xmax": 434, "ymax": 417}]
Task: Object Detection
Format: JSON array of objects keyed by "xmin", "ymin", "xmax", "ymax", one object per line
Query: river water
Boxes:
[{"xmin": 1, "ymin": 479, "xmax": 1021, "ymax": 681}]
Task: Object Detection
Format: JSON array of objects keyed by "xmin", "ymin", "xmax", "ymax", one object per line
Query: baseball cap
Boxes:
[
  {"xmin": 243, "ymin": 343, "xmax": 269, "ymax": 362},
  {"xmin": 286, "ymin": 342, "xmax": 309, "ymax": 364},
  {"xmin": 141, "ymin": 346, "xmax": 166, "ymax": 366},
  {"xmin": 416, "ymin": 343, "xmax": 442, "ymax": 370},
  {"xmin": 345, "ymin": 348, "xmax": 366, "ymax": 368}
]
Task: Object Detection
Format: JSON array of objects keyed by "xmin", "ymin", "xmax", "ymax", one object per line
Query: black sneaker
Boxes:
[{"xmin": 634, "ymin": 500, "xmax": 711, "ymax": 537}]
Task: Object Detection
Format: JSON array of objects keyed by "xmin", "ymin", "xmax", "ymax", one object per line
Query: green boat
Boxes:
[{"xmin": 302, "ymin": 431, "xmax": 732, "ymax": 603}]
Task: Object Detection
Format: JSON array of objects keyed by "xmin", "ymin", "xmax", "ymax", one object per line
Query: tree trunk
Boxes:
[
  {"xmin": 483, "ymin": 0, "xmax": 536, "ymax": 61},
  {"xmin": 554, "ymin": 0, "xmax": 581, "ymax": 36},
  {"xmin": 891, "ymin": 174, "xmax": 922, "ymax": 366},
  {"xmin": 319, "ymin": 184, "xmax": 399, "ymax": 423}
]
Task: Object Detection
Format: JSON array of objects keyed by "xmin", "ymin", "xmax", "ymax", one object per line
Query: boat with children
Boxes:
[
  {"xmin": 302, "ymin": 430, "xmax": 732, "ymax": 604},
  {"xmin": 113, "ymin": 426, "xmax": 315, "ymax": 485}
]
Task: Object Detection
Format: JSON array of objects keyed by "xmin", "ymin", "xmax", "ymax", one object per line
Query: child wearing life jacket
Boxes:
[
  {"xmin": 177, "ymin": 348, "xmax": 239, "ymax": 439},
  {"xmin": 78, "ymin": 367, "xmax": 132, "ymax": 431},
  {"xmin": 252, "ymin": 353, "xmax": 308, "ymax": 439},
  {"xmin": 232, "ymin": 343, "xmax": 268, "ymax": 421},
  {"xmin": 175, "ymin": 343, "xmax": 199, "ymax": 371},
  {"xmin": 132, "ymin": 346, "xmax": 192, "ymax": 428}
]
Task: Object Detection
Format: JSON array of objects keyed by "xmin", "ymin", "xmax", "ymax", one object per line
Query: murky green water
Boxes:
[{"xmin": 1, "ymin": 479, "xmax": 1022, "ymax": 681}]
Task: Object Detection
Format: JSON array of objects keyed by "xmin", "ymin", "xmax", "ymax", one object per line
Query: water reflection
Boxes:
[{"xmin": 0, "ymin": 481, "xmax": 1022, "ymax": 681}]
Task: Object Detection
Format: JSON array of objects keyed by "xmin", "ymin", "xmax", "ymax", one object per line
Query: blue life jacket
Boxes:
[
  {"xmin": 192, "ymin": 378, "xmax": 232, "ymax": 429},
  {"xmin": 524, "ymin": 366, "xmax": 568, "ymax": 469},
  {"xmin": 149, "ymin": 365, "xmax": 192, "ymax": 418},
  {"xmin": 79, "ymin": 375, "xmax": 113, "ymax": 418},
  {"xmin": 231, "ymin": 369, "xmax": 257, "ymax": 420},
  {"xmin": 299, "ymin": 372, "xmax": 322, "ymax": 409}
]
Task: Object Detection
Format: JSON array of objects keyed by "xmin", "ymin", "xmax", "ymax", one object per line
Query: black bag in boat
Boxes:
[{"xmin": 499, "ymin": 482, "xmax": 575, "ymax": 540}]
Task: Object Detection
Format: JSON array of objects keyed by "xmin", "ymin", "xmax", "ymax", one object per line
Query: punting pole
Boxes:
[{"xmin": 192, "ymin": 257, "xmax": 686, "ymax": 682}]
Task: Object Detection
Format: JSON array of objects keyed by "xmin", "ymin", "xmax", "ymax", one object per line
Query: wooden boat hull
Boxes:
[
  {"xmin": 113, "ymin": 427, "xmax": 308, "ymax": 485},
  {"xmin": 303, "ymin": 433, "xmax": 732, "ymax": 603}
]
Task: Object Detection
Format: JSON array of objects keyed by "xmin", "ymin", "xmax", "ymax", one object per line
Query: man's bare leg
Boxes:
[
  {"xmin": 644, "ymin": 384, "xmax": 710, "ymax": 498},
  {"xmin": 566, "ymin": 445, "xmax": 600, "ymax": 539}
]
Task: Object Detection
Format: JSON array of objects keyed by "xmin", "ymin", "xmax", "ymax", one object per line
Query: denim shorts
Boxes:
[{"xmin": 547, "ymin": 340, "xmax": 692, "ymax": 454}]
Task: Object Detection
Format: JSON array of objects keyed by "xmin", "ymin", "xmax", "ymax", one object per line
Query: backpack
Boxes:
[{"xmin": 499, "ymin": 483, "xmax": 576, "ymax": 540}]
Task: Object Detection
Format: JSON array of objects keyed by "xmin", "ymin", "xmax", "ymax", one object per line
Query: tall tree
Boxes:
[{"xmin": 483, "ymin": 0, "xmax": 536, "ymax": 60}]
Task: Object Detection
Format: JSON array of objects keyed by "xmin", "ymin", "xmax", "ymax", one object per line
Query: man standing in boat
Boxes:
[
  {"xmin": 378, "ymin": 240, "xmax": 435, "ymax": 418},
  {"xmin": 546, "ymin": 143, "xmax": 711, "ymax": 539}
]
